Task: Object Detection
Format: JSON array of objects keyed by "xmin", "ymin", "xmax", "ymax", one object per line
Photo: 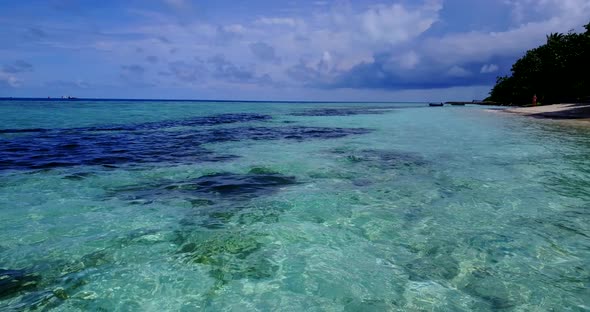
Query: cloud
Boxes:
[
  {"xmin": 45, "ymin": 80, "xmax": 91, "ymax": 89},
  {"xmin": 421, "ymin": 20, "xmax": 557, "ymax": 65},
  {"xmin": 24, "ymin": 27, "xmax": 47, "ymax": 40},
  {"xmin": 447, "ymin": 65, "xmax": 471, "ymax": 77},
  {"xmin": 421, "ymin": 0, "xmax": 590, "ymax": 66},
  {"xmin": 215, "ymin": 24, "xmax": 245, "ymax": 45},
  {"xmin": 396, "ymin": 51, "xmax": 420, "ymax": 69},
  {"xmin": 263, "ymin": 0, "xmax": 443, "ymax": 81},
  {"xmin": 162, "ymin": 56, "xmax": 272, "ymax": 86},
  {"xmin": 297, "ymin": 0, "xmax": 589, "ymax": 91},
  {"xmin": 167, "ymin": 60, "xmax": 206, "ymax": 82},
  {"xmin": 120, "ymin": 64, "xmax": 150, "ymax": 86},
  {"xmin": 54, "ymin": 0, "xmax": 449, "ymax": 91},
  {"xmin": 506, "ymin": 0, "xmax": 590, "ymax": 24},
  {"xmin": 317, "ymin": 51, "xmax": 333, "ymax": 73},
  {"xmin": 286, "ymin": 51, "xmax": 339, "ymax": 85},
  {"xmin": 146, "ymin": 55, "xmax": 159, "ymax": 64},
  {"xmin": 249, "ymin": 42, "xmax": 280, "ymax": 63},
  {"xmin": 287, "ymin": 60, "xmax": 321, "ymax": 83},
  {"xmin": 255, "ymin": 17, "xmax": 300, "ymax": 27},
  {"xmin": 0, "ymin": 61, "xmax": 33, "ymax": 88},
  {"xmin": 288, "ymin": 50, "xmax": 495, "ymax": 91},
  {"xmin": 480, "ymin": 64, "xmax": 499, "ymax": 73},
  {"xmin": 208, "ymin": 54, "xmax": 272, "ymax": 84},
  {"xmin": 3, "ymin": 61, "xmax": 34, "ymax": 74},
  {"xmin": 0, "ymin": 73, "xmax": 23, "ymax": 88},
  {"xmin": 359, "ymin": 1, "xmax": 442, "ymax": 45},
  {"xmin": 158, "ymin": 36, "xmax": 172, "ymax": 44},
  {"xmin": 3, "ymin": 0, "xmax": 589, "ymax": 98},
  {"xmin": 121, "ymin": 64, "xmax": 145, "ymax": 76}
]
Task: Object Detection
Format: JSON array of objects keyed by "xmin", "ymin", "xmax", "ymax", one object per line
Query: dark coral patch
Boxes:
[{"xmin": 1, "ymin": 112, "xmax": 370, "ymax": 171}]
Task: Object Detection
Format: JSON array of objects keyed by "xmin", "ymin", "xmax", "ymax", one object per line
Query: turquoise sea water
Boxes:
[{"xmin": 0, "ymin": 100, "xmax": 589, "ymax": 311}]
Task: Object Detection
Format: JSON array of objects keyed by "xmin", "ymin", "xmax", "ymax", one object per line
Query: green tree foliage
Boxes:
[{"xmin": 487, "ymin": 22, "xmax": 590, "ymax": 105}]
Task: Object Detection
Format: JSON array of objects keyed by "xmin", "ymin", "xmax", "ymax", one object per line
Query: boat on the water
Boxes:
[{"xmin": 429, "ymin": 103, "xmax": 444, "ymax": 107}]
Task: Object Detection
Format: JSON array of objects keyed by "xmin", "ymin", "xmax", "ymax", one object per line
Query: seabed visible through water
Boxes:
[{"xmin": 1, "ymin": 101, "xmax": 589, "ymax": 311}]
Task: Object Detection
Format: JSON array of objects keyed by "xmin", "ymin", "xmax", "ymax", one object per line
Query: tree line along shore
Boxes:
[{"xmin": 485, "ymin": 22, "xmax": 590, "ymax": 106}]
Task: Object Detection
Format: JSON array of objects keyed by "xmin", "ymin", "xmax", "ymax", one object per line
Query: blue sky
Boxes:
[{"xmin": 1, "ymin": 0, "xmax": 589, "ymax": 101}]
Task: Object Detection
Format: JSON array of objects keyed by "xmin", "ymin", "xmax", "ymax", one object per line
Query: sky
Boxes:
[{"xmin": 1, "ymin": 0, "xmax": 589, "ymax": 101}]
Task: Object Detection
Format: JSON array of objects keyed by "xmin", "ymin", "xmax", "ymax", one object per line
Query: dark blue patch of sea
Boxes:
[{"xmin": 0, "ymin": 112, "xmax": 373, "ymax": 171}]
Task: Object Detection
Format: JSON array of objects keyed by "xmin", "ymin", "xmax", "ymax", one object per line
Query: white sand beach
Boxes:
[{"xmin": 503, "ymin": 103, "xmax": 590, "ymax": 120}]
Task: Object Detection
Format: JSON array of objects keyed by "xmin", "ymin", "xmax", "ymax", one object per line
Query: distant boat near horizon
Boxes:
[{"xmin": 429, "ymin": 102, "xmax": 444, "ymax": 107}]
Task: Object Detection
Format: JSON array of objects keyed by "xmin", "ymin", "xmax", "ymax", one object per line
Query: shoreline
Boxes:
[{"xmin": 492, "ymin": 103, "xmax": 590, "ymax": 125}]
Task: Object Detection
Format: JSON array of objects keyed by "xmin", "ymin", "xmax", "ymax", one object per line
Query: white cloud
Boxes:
[
  {"xmin": 480, "ymin": 64, "xmax": 499, "ymax": 73},
  {"xmin": 255, "ymin": 17, "xmax": 301, "ymax": 27},
  {"xmin": 18, "ymin": 0, "xmax": 586, "ymax": 93},
  {"xmin": 318, "ymin": 51, "xmax": 333, "ymax": 72},
  {"xmin": 506, "ymin": 0, "xmax": 590, "ymax": 24},
  {"xmin": 7, "ymin": 76, "xmax": 22, "ymax": 87},
  {"xmin": 223, "ymin": 24, "xmax": 246, "ymax": 34},
  {"xmin": 397, "ymin": 51, "xmax": 420, "ymax": 69},
  {"xmin": 422, "ymin": 13, "xmax": 587, "ymax": 66},
  {"xmin": 88, "ymin": 0, "xmax": 444, "ymax": 85},
  {"xmin": 0, "ymin": 72, "xmax": 23, "ymax": 87},
  {"xmin": 447, "ymin": 65, "xmax": 471, "ymax": 77},
  {"xmin": 360, "ymin": 1, "xmax": 442, "ymax": 45}
]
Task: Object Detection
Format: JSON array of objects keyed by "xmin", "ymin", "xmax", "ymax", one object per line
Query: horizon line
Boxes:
[{"xmin": 0, "ymin": 96, "xmax": 445, "ymax": 104}]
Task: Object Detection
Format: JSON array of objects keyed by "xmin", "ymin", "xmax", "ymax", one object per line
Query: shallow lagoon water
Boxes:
[{"xmin": 0, "ymin": 101, "xmax": 589, "ymax": 311}]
